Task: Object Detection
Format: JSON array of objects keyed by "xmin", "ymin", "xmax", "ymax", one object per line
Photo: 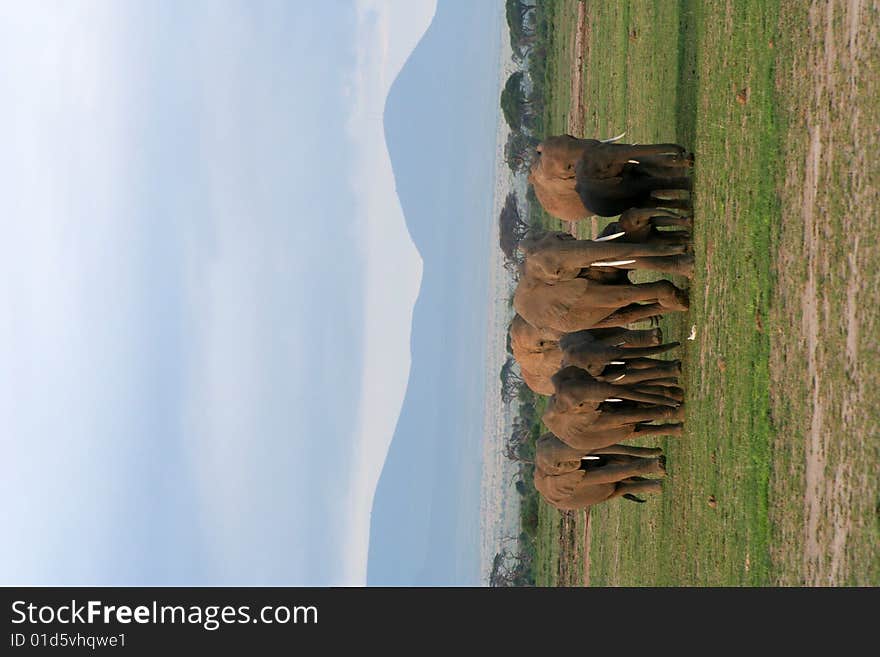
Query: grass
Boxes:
[{"xmin": 526, "ymin": 0, "xmax": 879, "ymax": 586}]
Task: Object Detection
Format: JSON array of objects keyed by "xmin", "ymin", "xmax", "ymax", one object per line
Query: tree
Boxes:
[
  {"xmin": 488, "ymin": 547, "xmax": 533, "ymax": 587},
  {"xmin": 500, "ymin": 71, "xmax": 533, "ymax": 130},
  {"xmin": 500, "ymin": 357, "xmax": 525, "ymax": 404},
  {"xmin": 505, "ymin": 0, "xmax": 537, "ymax": 60},
  {"xmin": 504, "ymin": 130, "xmax": 539, "ymax": 173},
  {"xmin": 504, "ymin": 415, "xmax": 535, "ymax": 463},
  {"xmin": 498, "ymin": 192, "xmax": 530, "ymax": 267}
]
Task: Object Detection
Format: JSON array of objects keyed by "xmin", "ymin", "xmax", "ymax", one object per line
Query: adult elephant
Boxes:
[
  {"xmin": 536, "ymin": 432, "xmax": 664, "ymax": 476},
  {"xmin": 559, "ymin": 329, "xmax": 682, "ymax": 384},
  {"xmin": 508, "ymin": 314, "xmax": 663, "ymax": 390},
  {"xmin": 533, "ymin": 450, "xmax": 667, "ymax": 510},
  {"xmin": 587, "ymin": 207, "xmax": 694, "ymax": 281},
  {"xmin": 521, "ymin": 229, "xmax": 693, "ymax": 280},
  {"xmin": 528, "ymin": 134, "xmax": 692, "ymax": 221},
  {"xmin": 513, "ymin": 271, "xmax": 689, "ymax": 333},
  {"xmin": 572, "ymin": 136, "xmax": 693, "ymax": 217},
  {"xmin": 542, "ymin": 365, "xmax": 685, "ymax": 450},
  {"xmin": 514, "ymin": 229, "xmax": 690, "ymax": 332}
]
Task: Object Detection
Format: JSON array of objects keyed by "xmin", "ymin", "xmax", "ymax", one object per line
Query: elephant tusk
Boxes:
[
  {"xmin": 628, "ymin": 159, "xmax": 640, "ymax": 164},
  {"xmin": 591, "ymin": 259, "xmax": 637, "ymax": 267},
  {"xmin": 610, "ymin": 361, "xmax": 625, "ymax": 365},
  {"xmin": 610, "ymin": 374, "xmax": 626, "ymax": 382},
  {"xmin": 581, "ymin": 455, "xmax": 601, "ymax": 461},
  {"xmin": 600, "ymin": 132, "xmax": 626, "ymax": 143},
  {"xmin": 605, "ymin": 398, "xmax": 623, "ymax": 402},
  {"xmin": 593, "ymin": 231, "xmax": 626, "ymax": 242}
]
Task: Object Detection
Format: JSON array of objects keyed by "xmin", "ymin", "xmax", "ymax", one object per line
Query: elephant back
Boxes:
[{"xmin": 520, "ymin": 366, "xmax": 555, "ymax": 396}]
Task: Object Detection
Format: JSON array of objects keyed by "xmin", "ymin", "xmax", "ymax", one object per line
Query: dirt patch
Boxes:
[
  {"xmin": 582, "ymin": 509, "xmax": 591, "ymax": 586},
  {"xmin": 800, "ymin": 119, "xmax": 826, "ymax": 578},
  {"xmin": 773, "ymin": 0, "xmax": 878, "ymax": 585},
  {"xmin": 567, "ymin": 1, "xmax": 588, "ymax": 137}
]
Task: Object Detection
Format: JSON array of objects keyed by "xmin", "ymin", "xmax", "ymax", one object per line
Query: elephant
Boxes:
[
  {"xmin": 542, "ymin": 365, "xmax": 685, "ymax": 450},
  {"xmin": 587, "ymin": 208, "xmax": 695, "ymax": 282},
  {"xmin": 535, "ymin": 432, "xmax": 663, "ymax": 476},
  {"xmin": 558, "ymin": 329, "xmax": 682, "ymax": 382},
  {"xmin": 573, "ymin": 137, "xmax": 693, "ymax": 217},
  {"xmin": 508, "ymin": 315, "xmax": 675, "ymax": 395},
  {"xmin": 520, "ymin": 229, "xmax": 693, "ymax": 281},
  {"xmin": 508, "ymin": 314, "xmax": 663, "ymax": 388},
  {"xmin": 513, "ymin": 272, "xmax": 689, "ymax": 333},
  {"xmin": 533, "ymin": 451, "xmax": 667, "ymax": 510},
  {"xmin": 528, "ymin": 134, "xmax": 693, "ymax": 221}
]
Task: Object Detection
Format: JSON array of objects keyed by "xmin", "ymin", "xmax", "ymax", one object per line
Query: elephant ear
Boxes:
[{"xmin": 521, "ymin": 367, "xmax": 555, "ymax": 396}]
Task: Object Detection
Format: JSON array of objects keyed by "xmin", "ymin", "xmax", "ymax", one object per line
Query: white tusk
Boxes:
[
  {"xmin": 600, "ymin": 132, "xmax": 626, "ymax": 143},
  {"xmin": 610, "ymin": 361, "xmax": 625, "ymax": 365},
  {"xmin": 593, "ymin": 231, "xmax": 626, "ymax": 242},
  {"xmin": 628, "ymin": 159, "xmax": 640, "ymax": 164},
  {"xmin": 610, "ymin": 374, "xmax": 626, "ymax": 382},
  {"xmin": 605, "ymin": 398, "xmax": 623, "ymax": 402},
  {"xmin": 581, "ymin": 455, "xmax": 601, "ymax": 461},
  {"xmin": 591, "ymin": 259, "xmax": 637, "ymax": 267}
]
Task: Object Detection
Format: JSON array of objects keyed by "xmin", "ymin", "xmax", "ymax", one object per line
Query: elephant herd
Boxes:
[{"xmin": 510, "ymin": 133, "xmax": 695, "ymax": 511}]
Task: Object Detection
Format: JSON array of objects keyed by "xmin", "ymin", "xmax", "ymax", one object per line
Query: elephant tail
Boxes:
[{"xmin": 622, "ymin": 494, "xmax": 647, "ymax": 504}]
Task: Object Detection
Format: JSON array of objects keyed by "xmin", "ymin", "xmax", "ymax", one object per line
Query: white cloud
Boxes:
[{"xmin": 339, "ymin": 0, "xmax": 437, "ymax": 584}]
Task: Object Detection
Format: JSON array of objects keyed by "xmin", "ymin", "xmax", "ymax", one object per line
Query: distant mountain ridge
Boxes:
[{"xmin": 366, "ymin": 0, "xmax": 502, "ymax": 586}]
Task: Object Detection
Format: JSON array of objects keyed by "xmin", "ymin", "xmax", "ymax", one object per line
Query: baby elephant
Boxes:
[
  {"xmin": 560, "ymin": 329, "xmax": 682, "ymax": 383},
  {"xmin": 508, "ymin": 314, "xmax": 665, "ymax": 395}
]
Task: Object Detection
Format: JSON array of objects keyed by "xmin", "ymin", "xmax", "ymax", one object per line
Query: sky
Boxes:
[{"xmin": 0, "ymin": 0, "xmax": 437, "ymax": 585}]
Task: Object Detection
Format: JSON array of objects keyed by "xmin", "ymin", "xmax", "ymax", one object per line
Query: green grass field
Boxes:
[{"xmin": 528, "ymin": 0, "xmax": 879, "ymax": 586}]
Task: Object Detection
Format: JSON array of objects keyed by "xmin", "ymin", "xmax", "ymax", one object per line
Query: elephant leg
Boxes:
[
  {"xmin": 610, "ymin": 385, "xmax": 681, "ymax": 406},
  {"xmin": 588, "ymin": 280, "xmax": 688, "ymax": 310},
  {"xmin": 651, "ymin": 231, "xmax": 692, "ymax": 246},
  {"xmin": 589, "ymin": 444, "xmax": 664, "ymax": 457},
  {"xmin": 589, "ymin": 327, "xmax": 663, "ymax": 347},
  {"xmin": 632, "ymin": 385, "xmax": 684, "ymax": 402},
  {"xmin": 650, "ymin": 197, "xmax": 693, "ymax": 214},
  {"xmin": 649, "ymin": 210, "xmax": 694, "ymax": 229},
  {"xmin": 610, "ymin": 479, "xmax": 664, "ymax": 501},
  {"xmin": 633, "ymin": 379, "xmax": 683, "ymax": 390},
  {"xmin": 632, "ymin": 422, "xmax": 684, "ymax": 438},
  {"xmin": 579, "ymin": 456, "xmax": 666, "ymax": 484},
  {"xmin": 591, "ymin": 303, "xmax": 666, "ymax": 328},
  {"xmin": 592, "ymin": 405, "xmax": 685, "ymax": 427}
]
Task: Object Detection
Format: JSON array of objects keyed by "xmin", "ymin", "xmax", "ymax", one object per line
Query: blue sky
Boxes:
[{"xmin": 0, "ymin": 0, "xmax": 436, "ymax": 585}]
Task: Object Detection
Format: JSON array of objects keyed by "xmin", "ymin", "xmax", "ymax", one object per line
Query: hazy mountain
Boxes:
[{"xmin": 366, "ymin": 0, "xmax": 502, "ymax": 585}]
